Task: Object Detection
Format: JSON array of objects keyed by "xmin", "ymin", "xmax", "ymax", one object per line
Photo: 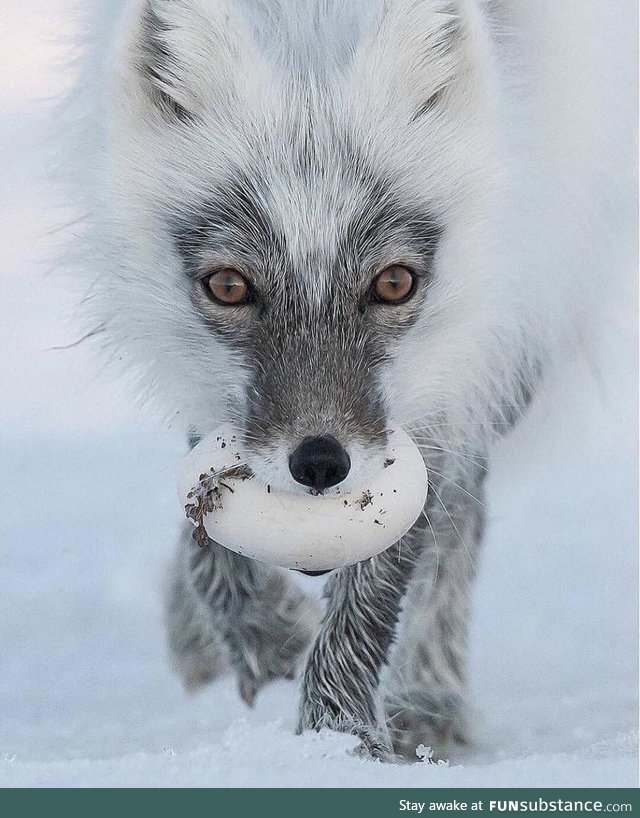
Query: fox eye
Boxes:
[
  {"xmin": 372, "ymin": 265, "xmax": 416, "ymax": 304},
  {"xmin": 203, "ymin": 268, "xmax": 251, "ymax": 305}
]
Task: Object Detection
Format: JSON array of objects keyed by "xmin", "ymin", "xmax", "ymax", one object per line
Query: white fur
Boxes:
[{"xmin": 57, "ymin": 0, "xmax": 637, "ymax": 448}]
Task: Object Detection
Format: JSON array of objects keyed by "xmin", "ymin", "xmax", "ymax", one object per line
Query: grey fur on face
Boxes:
[{"xmin": 173, "ymin": 139, "xmax": 441, "ymax": 466}]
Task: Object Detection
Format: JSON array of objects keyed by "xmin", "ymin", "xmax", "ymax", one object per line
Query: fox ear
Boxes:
[
  {"xmin": 133, "ymin": 0, "xmax": 257, "ymax": 122},
  {"xmin": 349, "ymin": 0, "xmax": 473, "ymax": 122}
]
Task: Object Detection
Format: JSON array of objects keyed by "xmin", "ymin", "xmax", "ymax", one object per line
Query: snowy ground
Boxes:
[{"xmin": 0, "ymin": 1, "xmax": 637, "ymax": 788}]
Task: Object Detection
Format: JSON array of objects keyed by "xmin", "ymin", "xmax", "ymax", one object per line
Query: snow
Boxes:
[{"xmin": 0, "ymin": 0, "xmax": 637, "ymax": 788}]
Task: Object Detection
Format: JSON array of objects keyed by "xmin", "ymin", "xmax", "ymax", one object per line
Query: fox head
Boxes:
[{"xmin": 89, "ymin": 0, "xmax": 505, "ymax": 491}]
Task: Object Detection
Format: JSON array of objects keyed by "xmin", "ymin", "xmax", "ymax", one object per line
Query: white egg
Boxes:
[{"xmin": 177, "ymin": 424, "xmax": 428, "ymax": 571}]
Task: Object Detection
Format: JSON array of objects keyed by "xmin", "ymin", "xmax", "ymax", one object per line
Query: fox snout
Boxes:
[{"xmin": 288, "ymin": 435, "xmax": 351, "ymax": 491}]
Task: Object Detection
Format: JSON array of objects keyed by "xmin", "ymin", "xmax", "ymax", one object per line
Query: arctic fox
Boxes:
[{"xmin": 62, "ymin": 0, "xmax": 636, "ymax": 759}]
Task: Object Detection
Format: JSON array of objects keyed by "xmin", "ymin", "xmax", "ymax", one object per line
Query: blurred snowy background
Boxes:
[{"xmin": 0, "ymin": 0, "xmax": 637, "ymax": 787}]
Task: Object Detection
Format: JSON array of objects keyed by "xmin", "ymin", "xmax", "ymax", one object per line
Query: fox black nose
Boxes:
[{"xmin": 289, "ymin": 435, "xmax": 351, "ymax": 490}]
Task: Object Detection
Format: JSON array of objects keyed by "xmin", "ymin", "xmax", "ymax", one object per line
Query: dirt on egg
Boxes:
[{"xmin": 185, "ymin": 465, "xmax": 253, "ymax": 547}]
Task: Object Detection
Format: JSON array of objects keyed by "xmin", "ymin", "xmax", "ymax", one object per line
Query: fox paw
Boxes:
[
  {"xmin": 173, "ymin": 639, "xmax": 229, "ymax": 692},
  {"xmin": 385, "ymin": 691, "xmax": 469, "ymax": 761},
  {"xmin": 230, "ymin": 578, "xmax": 321, "ymax": 705},
  {"xmin": 297, "ymin": 672, "xmax": 393, "ymax": 761}
]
